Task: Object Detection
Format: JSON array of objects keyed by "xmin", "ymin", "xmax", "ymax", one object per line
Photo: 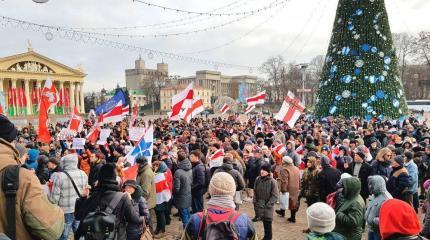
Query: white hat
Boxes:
[
  {"xmin": 306, "ymin": 202, "xmax": 336, "ymax": 233},
  {"xmin": 282, "ymin": 156, "xmax": 293, "ymax": 164},
  {"xmin": 340, "ymin": 173, "xmax": 352, "ymax": 180}
]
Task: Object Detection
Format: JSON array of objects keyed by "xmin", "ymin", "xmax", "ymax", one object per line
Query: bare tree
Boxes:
[
  {"xmin": 413, "ymin": 31, "xmax": 430, "ymax": 66},
  {"xmin": 392, "ymin": 33, "xmax": 417, "ymax": 81},
  {"xmin": 260, "ymin": 56, "xmax": 285, "ymax": 103},
  {"xmin": 142, "ymin": 73, "xmax": 167, "ymax": 103}
]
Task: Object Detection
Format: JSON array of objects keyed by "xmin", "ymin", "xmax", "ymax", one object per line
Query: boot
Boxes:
[
  {"xmin": 287, "ymin": 210, "xmax": 296, "ymax": 223},
  {"xmin": 275, "ymin": 209, "xmax": 285, "ymax": 217}
]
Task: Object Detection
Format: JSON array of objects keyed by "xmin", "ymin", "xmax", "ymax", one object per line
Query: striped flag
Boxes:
[
  {"xmin": 209, "ymin": 149, "xmax": 224, "ymax": 169},
  {"xmin": 169, "ymin": 83, "xmax": 193, "ymax": 121},
  {"xmin": 220, "ymin": 104, "xmax": 230, "ymax": 114},
  {"xmin": 245, "ymin": 105, "xmax": 256, "ymax": 114},
  {"xmin": 181, "ymin": 98, "xmax": 204, "ymax": 123},
  {"xmin": 246, "ymin": 91, "xmax": 266, "ymax": 106},
  {"xmin": 273, "ymin": 143, "xmax": 286, "ymax": 155}
]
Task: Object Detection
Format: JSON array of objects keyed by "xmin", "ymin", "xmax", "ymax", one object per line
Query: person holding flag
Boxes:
[{"xmin": 38, "ymin": 79, "xmax": 59, "ymax": 144}]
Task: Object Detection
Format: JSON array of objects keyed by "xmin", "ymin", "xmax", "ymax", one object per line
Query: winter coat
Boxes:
[
  {"xmin": 371, "ymin": 160, "xmax": 392, "ymax": 180},
  {"xmin": 136, "ymin": 163, "xmax": 156, "ymax": 209},
  {"xmin": 173, "ymin": 159, "xmax": 193, "ymax": 209},
  {"xmin": 75, "ymin": 181, "xmax": 143, "ymax": 239},
  {"xmin": 333, "ymin": 177, "xmax": 365, "ymax": 240},
  {"xmin": 49, "ymin": 153, "xmax": 88, "ymax": 214},
  {"xmin": 405, "ymin": 160, "xmax": 419, "ymax": 194},
  {"xmin": 365, "ymin": 175, "xmax": 392, "ymax": 234},
  {"xmin": 191, "ymin": 161, "xmax": 206, "ymax": 196},
  {"xmin": 422, "ymin": 195, "xmax": 430, "ymax": 238},
  {"xmin": 88, "ymin": 159, "xmax": 104, "ymax": 188},
  {"xmin": 305, "ymin": 232, "xmax": 346, "ymax": 240},
  {"xmin": 386, "ymin": 167, "xmax": 411, "ymax": 201},
  {"xmin": 278, "ymin": 164, "xmax": 300, "ymax": 209},
  {"xmin": 215, "ymin": 162, "xmax": 246, "ymax": 191},
  {"xmin": 345, "ymin": 161, "xmax": 373, "ymax": 200},
  {"xmin": 0, "ymin": 138, "xmax": 64, "ymax": 240},
  {"xmin": 183, "ymin": 207, "xmax": 256, "ymax": 240},
  {"xmin": 286, "ymin": 142, "xmax": 301, "ymax": 167},
  {"xmin": 126, "ymin": 185, "xmax": 150, "ymax": 240},
  {"xmin": 253, "ymin": 175, "xmax": 279, "ymax": 221},
  {"xmin": 245, "ymin": 157, "xmax": 265, "ymax": 188},
  {"xmin": 301, "ymin": 167, "xmax": 319, "ymax": 200},
  {"xmin": 318, "ymin": 166, "xmax": 341, "ymax": 202}
]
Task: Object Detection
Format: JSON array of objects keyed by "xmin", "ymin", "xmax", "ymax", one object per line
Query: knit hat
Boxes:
[
  {"xmin": 0, "ymin": 115, "xmax": 18, "ymax": 143},
  {"xmin": 393, "ymin": 155, "xmax": 405, "ymax": 167},
  {"xmin": 369, "ymin": 137, "xmax": 378, "ymax": 144},
  {"xmin": 354, "ymin": 151, "xmax": 366, "ymax": 160},
  {"xmin": 321, "ymin": 145, "xmax": 330, "ymax": 152},
  {"xmin": 380, "ymin": 199, "xmax": 421, "ymax": 239},
  {"xmin": 98, "ymin": 163, "xmax": 117, "ymax": 183},
  {"xmin": 209, "ymin": 172, "xmax": 236, "ymax": 197},
  {"xmin": 282, "ymin": 156, "xmax": 293, "ymax": 165},
  {"xmin": 123, "ymin": 179, "xmax": 138, "ymax": 189},
  {"xmin": 340, "ymin": 173, "xmax": 352, "ymax": 180},
  {"xmin": 260, "ymin": 163, "xmax": 271, "ymax": 173},
  {"xmin": 306, "ymin": 202, "xmax": 336, "ymax": 234},
  {"xmin": 27, "ymin": 149, "xmax": 39, "ymax": 163}
]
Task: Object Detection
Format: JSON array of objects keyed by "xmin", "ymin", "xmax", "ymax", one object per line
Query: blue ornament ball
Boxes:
[{"xmin": 376, "ymin": 90, "xmax": 385, "ymax": 99}]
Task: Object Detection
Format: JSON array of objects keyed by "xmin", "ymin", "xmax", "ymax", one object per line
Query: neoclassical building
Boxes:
[{"xmin": 0, "ymin": 44, "xmax": 86, "ymax": 116}]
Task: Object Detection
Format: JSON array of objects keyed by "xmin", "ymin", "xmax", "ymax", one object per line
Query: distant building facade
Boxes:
[
  {"xmin": 401, "ymin": 64, "xmax": 430, "ymax": 100},
  {"xmin": 129, "ymin": 89, "xmax": 147, "ymax": 108},
  {"xmin": 125, "ymin": 57, "xmax": 168, "ymax": 95},
  {"xmin": 160, "ymin": 84, "xmax": 212, "ymax": 111}
]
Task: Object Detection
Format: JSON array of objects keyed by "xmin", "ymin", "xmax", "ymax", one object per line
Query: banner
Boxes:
[
  {"xmin": 72, "ymin": 138, "xmax": 85, "ymax": 149},
  {"xmin": 97, "ymin": 129, "xmax": 111, "ymax": 145},
  {"xmin": 129, "ymin": 127, "xmax": 145, "ymax": 141},
  {"xmin": 58, "ymin": 128, "xmax": 75, "ymax": 140},
  {"xmin": 95, "ymin": 89, "xmax": 126, "ymax": 115}
]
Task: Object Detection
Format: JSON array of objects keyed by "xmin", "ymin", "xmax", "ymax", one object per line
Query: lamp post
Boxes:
[{"xmin": 296, "ymin": 63, "xmax": 309, "ymax": 106}]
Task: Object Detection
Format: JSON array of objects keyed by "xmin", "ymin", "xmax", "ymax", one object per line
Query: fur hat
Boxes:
[
  {"xmin": 282, "ymin": 156, "xmax": 293, "ymax": 165},
  {"xmin": 260, "ymin": 163, "xmax": 272, "ymax": 173},
  {"xmin": 306, "ymin": 202, "xmax": 336, "ymax": 233},
  {"xmin": 209, "ymin": 172, "xmax": 236, "ymax": 197}
]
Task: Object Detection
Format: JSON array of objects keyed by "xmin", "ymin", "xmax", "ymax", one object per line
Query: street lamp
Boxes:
[{"xmin": 296, "ymin": 63, "xmax": 309, "ymax": 106}]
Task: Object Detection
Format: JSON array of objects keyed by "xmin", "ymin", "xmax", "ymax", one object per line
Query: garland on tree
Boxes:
[{"xmin": 314, "ymin": 0, "xmax": 407, "ymax": 120}]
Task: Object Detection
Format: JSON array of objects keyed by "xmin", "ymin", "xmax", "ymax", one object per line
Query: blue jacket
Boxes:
[
  {"xmin": 405, "ymin": 161, "xmax": 418, "ymax": 194},
  {"xmin": 183, "ymin": 207, "xmax": 256, "ymax": 240}
]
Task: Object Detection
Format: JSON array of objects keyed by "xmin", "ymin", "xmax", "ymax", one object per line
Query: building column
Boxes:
[
  {"xmin": 75, "ymin": 83, "xmax": 81, "ymax": 113},
  {"xmin": 24, "ymin": 79, "xmax": 31, "ymax": 115},
  {"xmin": 69, "ymin": 82, "xmax": 75, "ymax": 109},
  {"xmin": 79, "ymin": 83, "xmax": 85, "ymax": 113}
]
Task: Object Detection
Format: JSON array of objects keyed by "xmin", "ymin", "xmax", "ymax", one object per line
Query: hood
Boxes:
[
  {"xmin": 321, "ymin": 155, "xmax": 331, "ymax": 169},
  {"xmin": 156, "ymin": 161, "xmax": 167, "ymax": 173},
  {"xmin": 132, "ymin": 185, "xmax": 144, "ymax": 201},
  {"xmin": 380, "ymin": 199, "xmax": 421, "ymax": 239},
  {"xmin": 221, "ymin": 162, "xmax": 234, "ymax": 171},
  {"xmin": 368, "ymin": 175, "xmax": 387, "ymax": 195},
  {"xmin": 0, "ymin": 138, "xmax": 20, "ymax": 171},
  {"xmin": 178, "ymin": 159, "xmax": 192, "ymax": 171},
  {"xmin": 61, "ymin": 153, "xmax": 79, "ymax": 171},
  {"xmin": 27, "ymin": 149, "xmax": 39, "ymax": 163},
  {"xmin": 286, "ymin": 141, "xmax": 295, "ymax": 151},
  {"xmin": 342, "ymin": 177, "xmax": 361, "ymax": 199}
]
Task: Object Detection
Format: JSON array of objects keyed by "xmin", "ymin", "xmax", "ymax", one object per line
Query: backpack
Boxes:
[
  {"xmin": 81, "ymin": 192, "xmax": 125, "ymax": 240},
  {"xmin": 198, "ymin": 210, "xmax": 240, "ymax": 240},
  {"xmin": 1, "ymin": 165, "xmax": 20, "ymax": 240}
]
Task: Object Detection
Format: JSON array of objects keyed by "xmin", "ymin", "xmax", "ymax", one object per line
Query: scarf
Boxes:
[{"xmin": 207, "ymin": 195, "xmax": 236, "ymax": 209}]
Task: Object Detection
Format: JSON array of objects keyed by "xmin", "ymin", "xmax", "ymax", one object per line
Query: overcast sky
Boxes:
[{"xmin": 0, "ymin": 0, "xmax": 429, "ymax": 92}]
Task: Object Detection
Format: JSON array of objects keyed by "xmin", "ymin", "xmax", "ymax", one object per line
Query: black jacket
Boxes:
[
  {"xmin": 173, "ymin": 160, "xmax": 193, "ymax": 209},
  {"xmin": 74, "ymin": 181, "xmax": 142, "ymax": 240},
  {"xmin": 191, "ymin": 161, "xmax": 206, "ymax": 196},
  {"xmin": 215, "ymin": 162, "xmax": 245, "ymax": 191},
  {"xmin": 346, "ymin": 161, "xmax": 373, "ymax": 200},
  {"xmin": 126, "ymin": 186, "xmax": 150, "ymax": 240},
  {"xmin": 318, "ymin": 166, "xmax": 341, "ymax": 202},
  {"xmin": 246, "ymin": 157, "xmax": 265, "ymax": 189},
  {"xmin": 88, "ymin": 160, "xmax": 104, "ymax": 188},
  {"xmin": 387, "ymin": 167, "xmax": 411, "ymax": 201}
]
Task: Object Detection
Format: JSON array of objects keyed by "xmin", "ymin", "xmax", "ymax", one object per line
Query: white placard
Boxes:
[
  {"xmin": 72, "ymin": 138, "xmax": 85, "ymax": 149},
  {"xmin": 129, "ymin": 127, "xmax": 145, "ymax": 141},
  {"xmin": 58, "ymin": 128, "xmax": 75, "ymax": 140},
  {"xmin": 97, "ymin": 129, "xmax": 111, "ymax": 145}
]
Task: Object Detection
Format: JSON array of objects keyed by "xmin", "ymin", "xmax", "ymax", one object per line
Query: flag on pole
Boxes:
[
  {"xmin": 220, "ymin": 104, "xmax": 230, "ymax": 114},
  {"xmin": 38, "ymin": 79, "xmax": 59, "ymax": 143},
  {"xmin": 245, "ymin": 105, "xmax": 256, "ymax": 114},
  {"xmin": 169, "ymin": 83, "xmax": 193, "ymax": 121},
  {"xmin": 101, "ymin": 101, "xmax": 128, "ymax": 124},
  {"xmin": 95, "ymin": 89, "xmax": 127, "ymax": 115},
  {"xmin": 68, "ymin": 107, "xmax": 83, "ymax": 133},
  {"xmin": 274, "ymin": 91, "xmax": 305, "ymax": 127},
  {"xmin": 181, "ymin": 98, "xmax": 204, "ymax": 123},
  {"xmin": 209, "ymin": 149, "xmax": 225, "ymax": 169},
  {"xmin": 126, "ymin": 125, "xmax": 154, "ymax": 165},
  {"xmin": 246, "ymin": 91, "xmax": 266, "ymax": 106}
]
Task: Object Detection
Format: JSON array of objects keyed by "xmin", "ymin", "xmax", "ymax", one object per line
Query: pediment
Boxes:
[{"xmin": 0, "ymin": 51, "xmax": 85, "ymax": 77}]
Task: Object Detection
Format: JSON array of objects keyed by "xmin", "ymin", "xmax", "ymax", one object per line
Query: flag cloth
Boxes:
[
  {"xmin": 126, "ymin": 125, "xmax": 154, "ymax": 165},
  {"xmin": 246, "ymin": 91, "xmax": 266, "ymax": 106},
  {"xmin": 38, "ymin": 79, "xmax": 59, "ymax": 143},
  {"xmin": 273, "ymin": 143, "xmax": 286, "ymax": 156},
  {"xmin": 123, "ymin": 164, "xmax": 139, "ymax": 181},
  {"xmin": 209, "ymin": 149, "xmax": 224, "ymax": 169},
  {"xmin": 245, "ymin": 105, "xmax": 256, "ymax": 114},
  {"xmin": 220, "ymin": 104, "xmax": 230, "ymax": 114},
  {"xmin": 101, "ymin": 101, "xmax": 128, "ymax": 124},
  {"xmin": 95, "ymin": 89, "xmax": 127, "ymax": 115},
  {"xmin": 68, "ymin": 107, "xmax": 83, "ymax": 133},
  {"xmin": 274, "ymin": 91, "xmax": 305, "ymax": 128},
  {"xmin": 21, "ymin": 87, "xmax": 27, "ymax": 115},
  {"xmin": 181, "ymin": 98, "xmax": 204, "ymax": 123},
  {"xmin": 169, "ymin": 83, "xmax": 193, "ymax": 121},
  {"xmin": 129, "ymin": 104, "xmax": 138, "ymax": 128}
]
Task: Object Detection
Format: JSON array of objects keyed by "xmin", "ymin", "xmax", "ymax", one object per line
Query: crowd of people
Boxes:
[{"xmin": 1, "ymin": 112, "xmax": 430, "ymax": 240}]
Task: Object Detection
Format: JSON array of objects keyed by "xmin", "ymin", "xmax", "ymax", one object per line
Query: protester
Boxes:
[
  {"xmin": 253, "ymin": 163, "xmax": 279, "ymax": 240},
  {"xmin": 300, "ymin": 156, "xmax": 320, "ymax": 207},
  {"xmin": 173, "ymin": 152, "xmax": 193, "ymax": 229},
  {"xmin": 276, "ymin": 156, "xmax": 300, "ymax": 223},
  {"xmin": 380, "ymin": 199, "xmax": 427, "ymax": 240},
  {"xmin": 387, "ymin": 155, "xmax": 412, "ymax": 205},
  {"xmin": 404, "ymin": 151, "xmax": 419, "ymax": 212},
  {"xmin": 365, "ymin": 175, "xmax": 393, "ymax": 240},
  {"xmin": 305, "ymin": 202, "xmax": 346, "ymax": 240},
  {"xmin": 345, "ymin": 150, "xmax": 373, "ymax": 201},
  {"xmin": 0, "ymin": 115, "xmax": 64, "ymax": 240},
  {"xmin": 318, "ymin": 156, "xmax": 341, "ymax": 202},
  {"xmin": 35, "ymin": 154, "xmax": 50, "ymax": 184},
  {"xmin": 152, "ymin": 161, "xmax": 172, "ymax": 238},
  {"xmin": 372, "ymin": 147, "xmax": 393, "ymax": 180},
  {"xmin": 333, "ymin": 177, "xmax": 365, "ymax": 240},
  {"xmin": 189, "ymin": 150, "xmax": 206, "ymax": 213}
]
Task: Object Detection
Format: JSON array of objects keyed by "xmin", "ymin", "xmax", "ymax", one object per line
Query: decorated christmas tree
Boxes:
[{"xmin": 314, "ymin": 0, "xmax": 407, "ymax": 119}]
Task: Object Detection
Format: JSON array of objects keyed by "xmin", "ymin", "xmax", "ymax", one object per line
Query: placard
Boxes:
[
  {"xmin": 72, "ymin": 138, "xmax": 85, "ymax": 149},
  {"xmin": 129, "ymin": 127, "xmax": 145, "ymax": 141},
  {"xmin": 97, "ymin": 129, "xmax": 111, "ymax": 145}
]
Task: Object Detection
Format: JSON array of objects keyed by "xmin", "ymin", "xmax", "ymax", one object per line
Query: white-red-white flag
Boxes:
[
  {"xmin": 38, "ymin": 79, "xmax": 59, "ymax": 143},
  {"xmin": 102, "ymin": 101, "xmax": 128, "ymax": 124},
  {"xmin": 170, "ymin": 83, "xmax": 194, "ymax": 121},
  {"xmin": 181, "ymin": 98, "xmax": 205, "ymax": 123},
  {"xmin": 220, "ymin": 104, "xmax": 230, "ymax": 114},
  {"xmin": 245, "ymin": 105, "xmax": 256, "ymax": 114},
  {"xmin": 273, "ymin": 143, "xmax": 286, "ymax": 155},
  {"xmin": 274, "ymin": 91, "xmax": 305, "ymax": 127},
  {"xmin": 246, "ymin": 91, "xmax": 266, "ymax": 106},
  {"xmin": 209, "ymin": 149, "xmax": 224, "ymax": 169},
  {"xmin": 68, "ymin": 106, "xmax": 83, "ymax": 133}
]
